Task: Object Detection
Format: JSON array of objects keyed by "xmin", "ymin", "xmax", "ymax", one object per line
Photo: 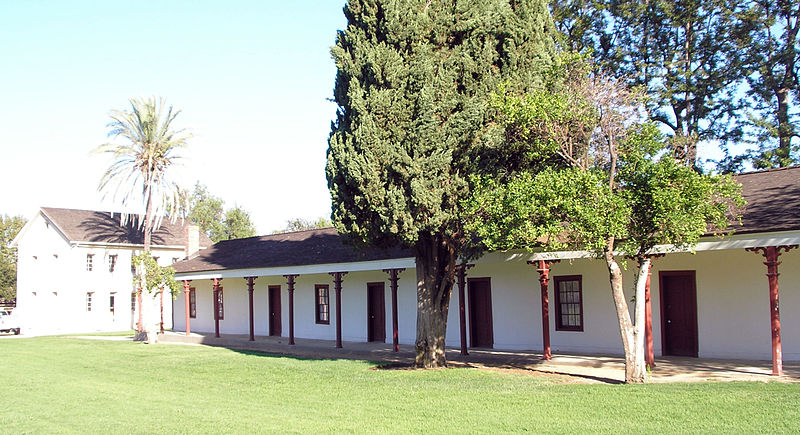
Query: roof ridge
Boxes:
[{"xmin": 735, "ymin": 165, "xmax": 800, "ymax": 177}]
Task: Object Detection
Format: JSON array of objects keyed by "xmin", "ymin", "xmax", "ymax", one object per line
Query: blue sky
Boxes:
[{"xmin": 1, "ymin": 1, "xmax": 347, "ymax": 233}]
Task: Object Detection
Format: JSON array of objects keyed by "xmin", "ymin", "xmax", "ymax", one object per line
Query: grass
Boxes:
[{"xmin": 1, "ymin": 336, "xmax": 798, "ymax": 433}]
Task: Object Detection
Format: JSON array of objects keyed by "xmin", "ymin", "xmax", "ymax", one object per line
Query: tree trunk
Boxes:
[
  {"xmin": 775, "ymin": 85, "xmax": 793, "ymax": 165},
  {"xmin": 414, "ymin": 234, "xmax": 457, "ymax": 368},
  {"xmin": 632, "ymin": 258, "xmax": 651, "ymax": 382},
  {"xmin": 603, "ymin": 244, "xmax": 644, "ymax": 383}
]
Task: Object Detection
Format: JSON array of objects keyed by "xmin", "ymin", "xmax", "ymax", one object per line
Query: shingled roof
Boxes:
[
  {"xmin": 173, "ymin": 166, "xmax": 799, "ymax": 274},
  {"xmin": 173, "ymin": 227, "xmax": 412, "ymax": 273},
  {"xmin": 733, "ymin": 166, "xmax": 800, "ymax": 234},
  {"xmin": 40, "ymin": 207, "xmax": 212, "ymax": 248}
]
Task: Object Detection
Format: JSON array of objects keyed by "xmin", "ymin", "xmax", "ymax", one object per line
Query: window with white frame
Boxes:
[
  {"xmin": 86, "ymin": 254, "xmax": 94, "ymax": 271},
  {"xmin": 86, "ymin": 292, "xmax": 94, "ymax": 312},
  {"xmin": 108, "ymin": 255, "xmax": 117, "ymax": 273},
  {"xmin": 109, "ymin": 293, "xmax": 116, "ymax": 315}
]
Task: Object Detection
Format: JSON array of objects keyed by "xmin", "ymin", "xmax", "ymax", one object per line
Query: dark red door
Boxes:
[
  {"xmin": 468, "ymin": 278, "xmax": 494, "ymax": 348},
  {"xmin": 268, "ymin": 285, "xmax": 281, "ymax": 337},
  {"xmin": 367, "ymin": 283, "xmax": 386, "ymax": 342},
  {"xmin": 660, "ymin": 271, "xmax": 698, "ymax": 357}
]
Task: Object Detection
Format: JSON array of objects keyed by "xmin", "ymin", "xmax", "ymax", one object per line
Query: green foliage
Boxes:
[
  {"xmin": 327, "ymin": 0, "xmax": 556, "ymax": 249},
  {"xmin": 273, "ymin": 217, "xmax": 332, "ymax": 234},
  {"xmin": 221, "ymin": 206, "xmax": 257, "ymax": 240},
  {"xmin": 550, "ymin": 0, "xmax": 744, "ymax": 167},
  {"xmin": 186, "ymin": 182, "xmax": 224, "ymax": 241},
  {"xmin": 0, "ymin": 214, "xmax": 26, "ymax": 301},
  {"xmin": 730, "ymin": 1, "xmax": 800, "ymax": 169},
  {"xmin": 185, "ymin": 182, "xmax": 258, "ymax": 242},
  {"xmin": 465, "ymin": 60, "xmax": 744, "ymax": 259},
  {"xmin": 131, "ymin": 252, "xmax": 180, "ymax": 298}
]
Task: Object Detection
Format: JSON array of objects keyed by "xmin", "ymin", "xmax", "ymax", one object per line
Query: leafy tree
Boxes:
[
  {"xmin": 184, "ymin": 182, "xmax": 257, "ymax": 242},
  {"xmin": 327, "ymin": 0, "xmax": 555, "ymax": 367},
  {"xmin": 464, "ymin": 61, "xmax": 743, "ymax": 382},
  {"xmin": 550, "ymin": 0, "xmax": 744, "ymax": 168},
  {"xmin": 0, "ymin": 215, "xmax": 26, "ymax": 302},
  {"xmin": 272, "ymin": 217, "xmax": 332, "ymax": 234},
  {"xmin": 186, "ymin": 182, "xmax": 225, "ymax": 241},
  {"xmin": 733, "ymin": 0, "xmax": 800, "ymax": 168},
  {"xmin": 220, "ymin": 206, "xmax": 257, "ymax": 240},
  {"xmin": 93, "ymin": 96, "xmax": 189, "ymax": 343}
]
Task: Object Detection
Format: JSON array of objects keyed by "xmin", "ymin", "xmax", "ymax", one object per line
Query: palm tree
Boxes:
[{"xmin": 94, "ymin": 97, "xmax": 189, "ymax": 342}]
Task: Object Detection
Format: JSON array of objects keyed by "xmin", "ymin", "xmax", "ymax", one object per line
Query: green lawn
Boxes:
[{"xmin": 1, "ymin": 336, "xmax": 797, "ymax": 433}]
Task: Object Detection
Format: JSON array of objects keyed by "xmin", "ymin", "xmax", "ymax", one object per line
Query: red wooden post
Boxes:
[
  {"xmin": 212, "ymin": 278, "xmax": 222, "ymax": 338},
  {"xmin": 182, "ymin": 280, "xmax": 191, "ymax": 335},
  {"xmin": 456, "ymin": 264, "xmax": 474, "ymax": 356},
  {"xmin": 529, "ymin": 260, "xmax": 558, "ymax": 360},
  {"xmin": 284, "ymin": 274, "xmax": 298, "ymax": 345},
  {"xmin": 383, "ymin": 268, "xmax": 405, "ymax": 352},
  {"xmin": 246, "ymin": 277, "xmax": 256, "ymax": 341},
  {"xmin": 330, "ymin": 272, "xmax": 348, "ymax": 348},
  {"xmin": 747, "ymin": 245, "xmax": 797, "ymax": 376}
]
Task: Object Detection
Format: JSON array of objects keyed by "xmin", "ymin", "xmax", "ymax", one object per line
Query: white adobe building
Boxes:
[
  {"xmin": 12, "ymin": 207, "xmax": 210, "ymax": 336},
  {"xmin": 172, "ymin": 167, "xmax": 799, "ymax": 375}
]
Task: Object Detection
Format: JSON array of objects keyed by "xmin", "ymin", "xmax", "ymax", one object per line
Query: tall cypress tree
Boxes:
[{"xmin": 327, "ymin": 0, "xmax": 554, "ymax": 367}]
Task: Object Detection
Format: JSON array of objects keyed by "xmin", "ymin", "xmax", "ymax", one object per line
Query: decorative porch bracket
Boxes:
[
  {"xmin": 182, "ymin": 280, "xmax": 192, "ymax": 335},
  {"xmin": 212, "ymin": 278, "xmax": 222, "ymax": 338},
  {"xmin": 746, "ymin": 245, "xmax": 797, "ymax": 376},
  {"xmin": 330, "ymin": 272, "xmax": 348, "ymax": 348},
  {"xmin": 245, "ymin": 277, "xmax": 257, "ymax": 341},
  {"xmin": 455, "ymin": 264, "xmax": 474, "ymax": 356},
  {"xmin": 528, "ymin": 260, "xmax": 559, "ymax": 360},
  {"xmin": 383, "ymin": 268, "xmax": 405, "ymax": 352},
  {"xmin": 283, "ymin": 274, "xmax": 299, "ymax": 345}
]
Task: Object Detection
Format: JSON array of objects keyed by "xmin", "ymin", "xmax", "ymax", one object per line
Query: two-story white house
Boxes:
[{"xmin": 12, "ymin": 207, "xmax": 210, "ymax": 336}]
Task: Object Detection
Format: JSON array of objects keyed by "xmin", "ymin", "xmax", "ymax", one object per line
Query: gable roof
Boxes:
[
  {"xmin": 733, "ymin": 166, "xmax": 800, "ymax": 234},
  {"xmin": 38, "ymin": 207, "xmax": 212, "ymax": 248},
  {"xmin": 173, "ymin": 227, "xmax": 412, "ymax": 273}
]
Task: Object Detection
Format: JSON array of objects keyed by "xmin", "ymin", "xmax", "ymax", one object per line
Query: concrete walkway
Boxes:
[{"xmin": 158, "ymin": 332, "xmax": 800, "ymax": 384}]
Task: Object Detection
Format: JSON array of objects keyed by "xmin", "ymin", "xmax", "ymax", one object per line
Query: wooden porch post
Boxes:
[
  {"xmin": 383, "ymin": 268, "xmax": 405, "ymax": 352},
  {"xmin": 455, "ymin": 264, "xmax": 474, "ymax": 356},
  {"xmin": 212, "ymin": 278, "xmax": 222, "ymax": 338},
  {"xmin": 529, "ymin": 260, "xmax": 558, "ymax": 360},
  {"xmin": 747, "ymin": 245, "xmax": 797, "ymax": 376},
  {"xmin": 246, "ymin": 277, "xmax": 256, "ymax": 341},
  {"xmin": 330, "ymin": 272, "xmax": 348, "ymax": 348},
  {"xmin": 284, "ymin": 274, "xmax": 298, "ymax": 345},
  {"xmin": 182, "ymin": 280, "xmax": 191, "ymax": 335}
]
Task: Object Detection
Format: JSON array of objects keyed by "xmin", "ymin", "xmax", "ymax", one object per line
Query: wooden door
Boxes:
[
  {"xmin": 367, "ymin": 283, "xmax": 386, "ymax": 342},
  {"xmin": 468, "ymin": 278, "xmax": 494, "ymax": 348},
  {"xmin": 660, "ymin": 271, "xmax": 698, "ymax": 357},
  {"xmin": 268, "ymin": 285, "xmax": 281, "ymax": 337}
]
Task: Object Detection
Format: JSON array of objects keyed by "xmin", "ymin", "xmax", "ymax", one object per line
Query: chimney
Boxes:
[{"xmin": 185, "ymin": 225, "xmax": 200, "ymax": 259}]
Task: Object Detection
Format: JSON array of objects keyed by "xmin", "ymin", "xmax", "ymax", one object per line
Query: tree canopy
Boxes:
[
  {"xmin": 464, "ymin": 58, "xmax": 743, "ymax": 382},
  {"xmin": 327, "ymin": 0, "xmax": 556, "ymax": 367},
  {"xmin": 272, "ymin": 217, "xmax": 332, "ymax": 234},
  {"xmin": 0, "ymin": 214, "xmax": 26, "ymax": 302},
  {"xmin": 185, "ymin": 182, "xmax": 258, "ymax": 242}
]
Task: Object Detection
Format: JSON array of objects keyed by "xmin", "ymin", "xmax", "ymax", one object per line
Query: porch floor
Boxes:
[{"xmin": 159, "ymin": 331, "xmax": 800, "ymax": 384}]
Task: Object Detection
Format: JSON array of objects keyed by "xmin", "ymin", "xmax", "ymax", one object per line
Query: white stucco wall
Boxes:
[
  {"xmin": 15, "ymin": 212, "xmax": 181, "ymax": 335},
  {"xmin": 172, "ymin": 245, "xmax": 800, "ymax": 361}
]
